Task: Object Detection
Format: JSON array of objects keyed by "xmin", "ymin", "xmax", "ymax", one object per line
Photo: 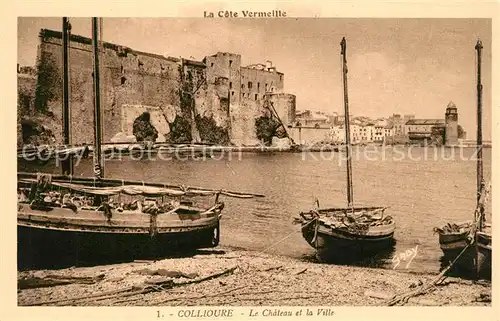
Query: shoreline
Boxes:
[
  {"xmin": 16, "ymin": 143, "xmax": 491, "ymax": 163},
  {"xmin": 17, "ymin": 246, "xmax": 491, "ymax": 307}
]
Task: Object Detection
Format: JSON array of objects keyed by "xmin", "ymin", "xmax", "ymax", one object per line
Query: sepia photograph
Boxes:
[{"xmin": 13, "ymin": 13, "xmax": 493, "ymax": 311}]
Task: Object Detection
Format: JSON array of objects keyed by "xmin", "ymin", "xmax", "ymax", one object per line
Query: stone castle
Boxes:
[{"xmin": 18, "ymin": 29, "xmax": 296, "ymax": 146}]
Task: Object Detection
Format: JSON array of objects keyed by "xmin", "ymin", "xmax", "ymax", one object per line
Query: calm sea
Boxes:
[{"xmin": 19, "ymin": 146, "xmax": 492, "ymax": 274}]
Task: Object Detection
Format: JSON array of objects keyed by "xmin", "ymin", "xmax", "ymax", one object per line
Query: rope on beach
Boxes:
[
  {"xmin": 385, "ymin": 242, "xmax": 472, "ymax": 306},
  {"xmin": 24, "ymin": 266, "xmax": 238, "ymax": 306},
  {"xmin": 385, "ymin": 182, "xmax": 491, "ymax": 306},
  {"xmin": 261, "ymin": 218, "xmax": 317, "ymax": 253},
  {"xmin": 146, "ymin": 284, "xmax": 247, "ymax": 305}
]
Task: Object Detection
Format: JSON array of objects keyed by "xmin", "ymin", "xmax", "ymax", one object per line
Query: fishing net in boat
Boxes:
[
  {"xmin": 18, "ymin": 175, "xmax": 230, "ymax": 217},
  {"xmin": 19, "ymin": 188, "xmax": 97, "ymax": 212},
  {"xmin": 433, "ymin": 222, "xmax": 473, "ymax": 235},
  {"xmin": 298, "ymin": 207, "xmax": 392, "ymax": 225},
  {"xmin": 18, "ymin": 186, "xmax": 199, "ymax": 215},
  {"xmin": 322, "ymin": 215, "xmax": 393, "ymax": 233}
]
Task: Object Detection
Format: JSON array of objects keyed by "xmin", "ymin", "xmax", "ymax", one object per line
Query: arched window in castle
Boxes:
[
  {"xmin": 241, "ymin": 84, "xmax": 245, "ymax": 90},
  {"xmin": 254, "ymin": 94, "xmax": 258, "ymax": 100},
  {"xmin": 265, "ymin": 83, "xmax": 268, "ymax": 91},
  {"xmin": 257, "ymin": 82, "xmax": 260, "ymax": 92},
  {"xmin": 229, "ymin": 60, "xmax": 233, "ymax": 67},
  {"xmin": 248, "ymin": 82, "xmax": 253, "ymax": 89},
  {"xmin": 229, "ymin": 82, "xmax": 232, "ymax": 89}
]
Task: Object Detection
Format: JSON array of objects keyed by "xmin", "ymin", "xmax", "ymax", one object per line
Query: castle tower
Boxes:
[{"xmin": 445, "ymin": 101, "xmax": 458, "ymax": 146}]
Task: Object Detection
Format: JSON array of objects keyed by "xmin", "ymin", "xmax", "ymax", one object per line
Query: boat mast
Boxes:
[
  {"xmin": 340, "ymin": 37, "xmax": 354, "ymax": 207},
  {"xmin": 91, "ymin": 17, "xmax": 104, "ymax": 179},
  {"xmin": 61, "ymin": 17, "xmax": 73, "ymax": 175},
  {"xmin": 475, "ymin": 39, "xmax": 484, "ymax": 231}
]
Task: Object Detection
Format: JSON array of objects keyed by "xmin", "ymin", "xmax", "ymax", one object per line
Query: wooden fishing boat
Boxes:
[
  {"xmin": 434, "ymin": 39, "xmax": 491, "ymax": 279},
  {"xmin": 434, "ymin": 221, "xmax": 492, "ymax": 277},
  {"xmin": 17, "ymin": 171, "xmax": 262, "ymax": 268},
  {"xmin": 298, "ymin": 206, "xmax": 395, "ymax": 261},
  {"xmin": 435, "ymin": 221, "xmax": 492, "ymax": 279},
  {"xmin": 476, "ymin": 230, "xmax": 492, "ymax": 278},
  {"xmin": 295, "ymin": 38, "xmax": 395, "ymax": 262},
  {"xmin": 434, "ymin": 190, "xmax": 492, "ymax": 279},
  {"xmin": 17, "ymin": 18, "xmax": 264, "ymax": 269}
]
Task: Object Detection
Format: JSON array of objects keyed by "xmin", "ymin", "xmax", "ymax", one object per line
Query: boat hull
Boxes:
[
  {"xmin": 17, "ymin": 203, "xmax": 221, "ymax": 269},
  {"xmin": 437, "ymin": 229, "xmax": 491, "ymax": 279},
  {"xmin": 476, "ymin": 232, "xmax": 492, "ymax": 279},
  {"xmin": 301, "ymin": 218, "xmax": 395, "ymax": 262}
]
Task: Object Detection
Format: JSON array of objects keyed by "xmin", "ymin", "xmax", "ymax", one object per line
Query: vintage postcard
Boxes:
[{"xmin": 1, "ymin": 1, "xmax": 498, "ymax": 320}]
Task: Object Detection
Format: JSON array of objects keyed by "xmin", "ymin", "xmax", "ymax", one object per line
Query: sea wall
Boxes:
[
  {"xmin": 35, "ymin": 29, "xmax": 182, "ymax": 145},
  {"xmin": 288, "ymin": 127, "xmax": 334, "ymax": 145},
  {"xmin": 19, "ymin": 30, "xmax": 296, "ymax": 147},
  {"xmin": 17, "ymin": 68, "xmax": 59, "ymax": 148},
  {"xmin": 17, "ymin": 72, "xmax": 38, "ymax": 147}
]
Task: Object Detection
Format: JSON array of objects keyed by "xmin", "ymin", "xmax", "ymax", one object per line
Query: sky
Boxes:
[{"xmin": 17, "ymin": 18, "xmax": 492, "ymax": 140}]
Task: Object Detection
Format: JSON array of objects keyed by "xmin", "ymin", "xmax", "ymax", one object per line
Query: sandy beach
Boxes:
[{"xmin": 17, "ymin": 247, "xmax": 491, "ymax": 307}]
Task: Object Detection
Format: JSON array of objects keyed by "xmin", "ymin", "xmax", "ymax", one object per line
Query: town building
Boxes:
[
  {"xmin": 389, "ymin": 114, "xmax": 405, "ymax": 136},
  {"xmin": 373, "ymin": 123, "xmax": 384, "ymax": 142},
  {"xmin": 384, "ymin": 125, "xmax": 394, "ymax": 138},
  {"xmin": 294, "ymin": 110, "xmax": 330, "ymax": 127},
  {"xmin": 445, "ymin": 101, "xmax": 459, "ymax": 146},
  {"xmin": 330, "ymin": 125, "xmax": 345, "ymax": 143},
  {"xmin": 404, "ymin": 101, "xmax": 462, "ymax": 145},
  {"xmin": 327, "ymin": 119, "xmax": 376, "ymax": 145},
  {"xmin": 352, "ymin": 122, "xmax": 375, "ymax": 144},
  {"xmin": 287, "ymin": 102, "xmax": 463, "ymax": 146},
  {"xmin": 405, "ymin": 119, "xmax": 445, "ymax": 144}
]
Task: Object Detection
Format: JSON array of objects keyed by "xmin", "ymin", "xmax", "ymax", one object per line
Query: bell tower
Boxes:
[{"xmin": 445, "ymin": 101, "xmax": 458, "ymax": 146}]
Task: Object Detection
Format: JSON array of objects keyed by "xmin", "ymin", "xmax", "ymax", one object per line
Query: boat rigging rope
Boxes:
[
  {"xmin": 149, "ymin": 212, "xmax": 158, "ymax": 238},
  {"xmin": 93, "ymin": 162, "xmax": 103, "ymax": 180},
  {"xmin": 386, "ymin": 240, "xmax": 473, "ymax": 306},
  {"xmin": 312, "ymin": 218, "xmax": 319, "ymax": 247},
  {"xmin": 261, "ymin": 217, "xmax": 318, "ymax": 253}
]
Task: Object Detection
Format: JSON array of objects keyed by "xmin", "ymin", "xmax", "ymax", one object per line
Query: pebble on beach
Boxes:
[{"xmin": 17, "ymin": 247, "xmax": 491, "ymax": 307}]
